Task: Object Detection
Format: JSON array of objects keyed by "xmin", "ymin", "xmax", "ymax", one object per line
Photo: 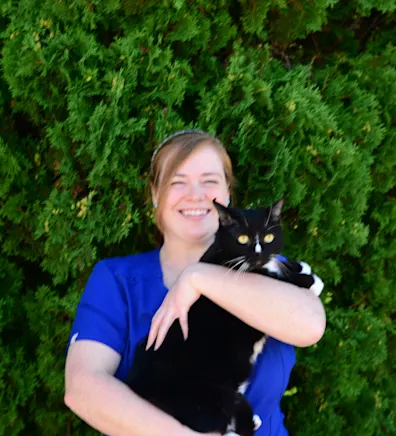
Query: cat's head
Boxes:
[{"xmin": 213, "ymin": 199, "xmax": 284, "ymax": 270}]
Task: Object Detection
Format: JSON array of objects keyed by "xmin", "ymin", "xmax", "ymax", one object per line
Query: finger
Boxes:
[
  {"xmin": 179, "ymin": 311, "xmax": 189, "ymax": 341},
  {"xmin": 154, "ymin": 311, "xmax": 175, "ymax": 351},
  {"xmin": 146, "ymin": 310, "xmax": 164, "ymax": 350},
  {"xmin": 154, "ymin": 313, "xmax": 173, "ymax": 351},
  {"xmin": 151, "ymin": 306, "xmax": 164, "ymax": 325},
  {"xmin": 146, "ymin": 326, "xmax": 157, "ymax": 351}
]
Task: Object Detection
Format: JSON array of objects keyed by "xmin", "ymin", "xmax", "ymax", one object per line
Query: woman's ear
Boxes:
[{"xmin": 151, "ymin": 185, "xmax": 158, "ymax": 207}]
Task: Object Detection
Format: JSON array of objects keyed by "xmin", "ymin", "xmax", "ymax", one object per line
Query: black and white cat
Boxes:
[{"xmin": 126, "ymin": 199, "xmax": 323, "ymax": 436}]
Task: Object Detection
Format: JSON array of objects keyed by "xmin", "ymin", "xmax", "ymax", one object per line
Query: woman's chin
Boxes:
[{"xmin": 184, "ymin": 228, "xmax": 216, "ymax": 244}]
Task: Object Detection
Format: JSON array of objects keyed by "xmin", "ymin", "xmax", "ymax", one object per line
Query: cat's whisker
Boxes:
[
  {"xmin": 235, "ymin": 263, "xmax": 243, "ymax": 276},
  {"xmin": 240, "ymin": 266, "xmax": 251, "ymax": 279},
  {"xmin": 236, "ymin": 261, "xmax": 251, "ymax": 279},
  {"xmin": 223, "ymin": 258, "xmax": 247, "ymax": 277},
  {"xmin": 235, "ymin": 267, "xmax": 244, "ymax": 280},
  {"xmin": 230, "ymin": 258, "xmax": 247, "ymax": 269},
  {"xmin": 277, "ymin": 261, "xmax": 292, "ymax": 279},
  {"xmin": 223, "ymin": 256, "xmax": 246, "ymax": 266},
  {"xmin": 237, "ymin": 271, "xmax": 246, "ymax": 281}
]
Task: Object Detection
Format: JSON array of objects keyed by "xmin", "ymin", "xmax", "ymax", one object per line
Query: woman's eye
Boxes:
[
  {"xmin": 204, "ymin": 180, "xmax": 218, "ymax": 184},
  {"xmin": 171, "ymin": 181, "xmax": 185, "ymax": 185}
]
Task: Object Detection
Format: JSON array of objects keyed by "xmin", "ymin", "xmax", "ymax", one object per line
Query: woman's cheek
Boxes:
[
  {"xmin": 168, "ymin": 185, "xmax": 186, "ymax": 198},
  {"xmin": 211, "ymin": 186, "xmax": 229, "ymax": 201}
]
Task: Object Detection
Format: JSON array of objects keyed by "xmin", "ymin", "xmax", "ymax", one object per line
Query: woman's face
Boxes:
[{"xmin": 155, "ymin": 142, "xmax": 230, "ymax": 246}]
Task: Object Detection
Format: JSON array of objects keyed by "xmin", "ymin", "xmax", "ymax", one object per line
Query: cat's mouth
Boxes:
[{"xmin": 179, "ymin": 209, "xmax": 211, "ymax": 217}]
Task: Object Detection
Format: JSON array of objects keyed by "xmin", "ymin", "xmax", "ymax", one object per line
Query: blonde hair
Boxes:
[{"xmin": 149, "ymin": 131, "xmax": 234, "ymax": 233}]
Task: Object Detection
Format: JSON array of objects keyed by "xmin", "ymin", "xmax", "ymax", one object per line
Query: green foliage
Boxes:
[{"xmin": 0, "ymin": 0, "xmax": 395, "ymax": 435}]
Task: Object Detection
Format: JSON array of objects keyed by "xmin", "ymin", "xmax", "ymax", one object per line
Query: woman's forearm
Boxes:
[
  {"xmin": 190, "ymin": 263, "xmax": 326, "ymax": 347},
  {"xmin": 64, "ymin": 370, "xmax": 191, "ymax": 436}
]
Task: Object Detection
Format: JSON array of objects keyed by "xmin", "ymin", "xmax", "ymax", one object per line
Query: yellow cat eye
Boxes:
[
  {"xmin": 238, "ymin": 235, "xmax": 249, "ymax": 244},
  {"xmin": 264, "ymin": 233, "xmax": 275, "ymax": 243}
]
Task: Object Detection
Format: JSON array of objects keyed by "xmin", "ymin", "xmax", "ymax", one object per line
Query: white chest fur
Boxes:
[
  {"xmin": 250, "ymin": 335, "xmax": 267, "ymax": 364},
  {"xmin": 238, "ymin": 335, "xmax": 267, "ymax": 396}
]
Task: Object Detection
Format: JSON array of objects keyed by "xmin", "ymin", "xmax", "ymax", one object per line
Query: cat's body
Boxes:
[{"xmin": 126, "ymin": 200, "xmax": 323, "ymax": 436}]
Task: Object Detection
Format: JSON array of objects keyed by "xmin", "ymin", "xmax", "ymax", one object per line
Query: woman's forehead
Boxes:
[
  {"xmin": 175, "ymin": 143, "xmax": 225, "ymax": 174},
  {"xmin": 174, "ymin": 170, "xmax": 224, "ymax": 178}
]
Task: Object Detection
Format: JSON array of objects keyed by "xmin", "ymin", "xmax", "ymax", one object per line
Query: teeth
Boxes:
[{"xmin": 181, "ymin": 210, "xmax": 208, "ymax": 216}]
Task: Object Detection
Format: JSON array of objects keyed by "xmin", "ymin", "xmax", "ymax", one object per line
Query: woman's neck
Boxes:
[
  {"xmin": 159, "ymin": 237, "xmax": 213, "ymax": 288},
  {"xmin": 160, "ymin": 241, "xmax": 208, "ymax": 271},
  {"xmin": 160, "ymin": 243, "xmax": 205, "ymax": 289}
]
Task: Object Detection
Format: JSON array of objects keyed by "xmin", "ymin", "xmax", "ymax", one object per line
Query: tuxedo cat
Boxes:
[{"xmin": 126, "ymin": 199, "xmax": 323, "ymax": 436}]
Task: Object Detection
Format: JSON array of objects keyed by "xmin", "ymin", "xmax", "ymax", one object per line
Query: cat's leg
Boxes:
[
  {"xmin": 263, "ymin": 257, "xmax": 324, "ymax": 296},
  {"xmin": 253, "ymin": 414, "xmax": 262, "ymax": 430},
  {"xmin": 232, "ymin": 393, "xmax": 255, "ymax": 436},
  {"xmin": 297, "ymin": 262, "xmax": 324, "ymax": 296},
  {"xmin": 223, "ymin": 412, "xmax": 261, "ymax": 436}
]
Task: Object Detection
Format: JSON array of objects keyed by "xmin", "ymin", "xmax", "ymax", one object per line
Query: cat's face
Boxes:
[{"xmin": 213, "ymin": 199, "xmax": 284, "ymax": 270}]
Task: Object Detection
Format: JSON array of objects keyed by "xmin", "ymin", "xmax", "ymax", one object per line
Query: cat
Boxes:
[{"xmin": 126, "ymin": 199, "xmax": 323, "ymax": 436}]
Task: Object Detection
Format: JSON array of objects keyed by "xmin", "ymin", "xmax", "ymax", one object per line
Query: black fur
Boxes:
[{"xmin": 126, "ymin": 199, "xmax": 318, "ymax": 435}]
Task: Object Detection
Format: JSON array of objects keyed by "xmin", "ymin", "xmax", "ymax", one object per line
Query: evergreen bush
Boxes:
[{"xmin": 0, "ymin": 1, "xmax": 395, "ymax": 434}]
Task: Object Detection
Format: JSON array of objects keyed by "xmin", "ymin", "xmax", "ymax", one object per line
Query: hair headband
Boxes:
[{"xmin": 151, "ymin": 129, "xmax": 222, "ymax": 164}]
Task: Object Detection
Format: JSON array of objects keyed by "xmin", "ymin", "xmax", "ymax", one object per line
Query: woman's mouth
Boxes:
[{"xmin": 179, "ymin": 209, "xmax": 211, "ymax": 218}]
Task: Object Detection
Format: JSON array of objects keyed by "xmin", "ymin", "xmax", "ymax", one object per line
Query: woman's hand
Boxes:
[{"xmin": 146, "ymin": 265, "xmax": 201, "ymax": 351}]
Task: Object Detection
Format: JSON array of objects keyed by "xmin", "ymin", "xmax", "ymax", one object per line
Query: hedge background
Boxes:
[{"xmin": 1, "ymin": 1, "xmax": 395, "ymax": 435}]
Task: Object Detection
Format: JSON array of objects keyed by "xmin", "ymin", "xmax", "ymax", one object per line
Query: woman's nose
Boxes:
[{"xmin": 187, "ymin": 183, "xmax": 205, "ymax": 200}]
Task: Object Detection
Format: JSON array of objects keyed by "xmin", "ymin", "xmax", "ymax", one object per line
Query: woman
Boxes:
[{"xmin": 64, "ymin": 130, "xmax": 326, "ymax": 436}]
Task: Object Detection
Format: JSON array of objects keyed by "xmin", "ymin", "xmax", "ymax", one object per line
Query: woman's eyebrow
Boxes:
[
  {"xmin": 173, "ymin": 172, "xmax": 222, "ymax": 177},
  {"xmin": 201, "ymin": 172, "xmax": 222, "ymax": 177}
]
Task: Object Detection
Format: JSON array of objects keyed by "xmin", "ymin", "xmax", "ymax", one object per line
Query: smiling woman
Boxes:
[
  {"xmin": 154, "ymin": 151, "xmax": 229, "ymax": 252},
  {"xmin": 149, "ymin": 131, "xmax": 234, "ymax": 242},
  {"xmin": 64, "ymin": 130, "xmax": 326, "ymax": 436}
]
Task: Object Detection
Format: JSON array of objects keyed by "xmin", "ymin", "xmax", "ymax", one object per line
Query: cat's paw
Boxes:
[
  {"xmin": 298, "ymin": 261, "xmax": 311, "ymax": 275},
  {"xmin": 253, "ymin": 414, "xmax": 262, "ymax": 430},
  {"xmin": 299, "ymin": 261, "xmax": 324, "ymax": 296},
  {"xmin": 310, "ymin": 274, "xmax": 324, "ymax": 297}
]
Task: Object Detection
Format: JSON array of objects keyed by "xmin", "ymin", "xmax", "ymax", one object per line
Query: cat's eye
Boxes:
[
  {"xmin": 238, "ymin": 235, "xmax": 249, "ymax": 244},
  {"xmin": 264, "ymin": 234, "xmax": 274, "ymax": 243}
]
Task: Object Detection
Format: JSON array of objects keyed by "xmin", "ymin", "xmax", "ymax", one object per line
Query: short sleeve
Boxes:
[{"xmin": 66, "ymin": 260, "xmax": 128, "ymax": 355}]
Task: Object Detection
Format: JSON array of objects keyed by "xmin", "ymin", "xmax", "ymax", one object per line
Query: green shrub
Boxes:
[{"xmin": 1, "ymin": 1, "xmax": 395, "ymax": 434}]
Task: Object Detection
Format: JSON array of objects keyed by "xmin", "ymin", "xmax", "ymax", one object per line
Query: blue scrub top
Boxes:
[{"xmin": 67, "ymin": 249, "xmax": 296, "ymax": 435}]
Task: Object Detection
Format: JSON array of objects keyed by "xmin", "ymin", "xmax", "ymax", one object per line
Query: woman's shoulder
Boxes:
[{"xmin": 98, "ymin": 248, "xmax": 160, "ymax": 281}]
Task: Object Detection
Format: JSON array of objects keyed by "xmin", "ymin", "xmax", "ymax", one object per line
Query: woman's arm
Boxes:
[
  {"xmin": 189, "ymin": 263, "xmax": 326, "ymax": 347},
  {"xmin": 65, "ymin": 340, "xmax": 204, "ymax": 436},
  {"xmin": 147, "ymin": 263, "xmax": 326, "ymax": 350}
]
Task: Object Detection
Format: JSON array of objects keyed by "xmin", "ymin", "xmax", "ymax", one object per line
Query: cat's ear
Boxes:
[
  {"xmin": 213, "ymin": 199, "xmax": 238, "ymax": 227},
  {"xmin": 270, "ymin": 198, "xmax": 284, "ymax": 222}
]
